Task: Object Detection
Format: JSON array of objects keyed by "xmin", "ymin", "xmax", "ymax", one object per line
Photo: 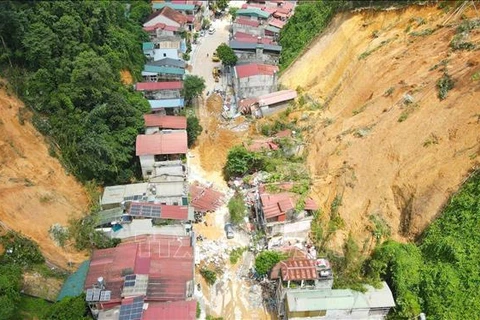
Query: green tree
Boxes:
[
  {"xmin": 224, "ymin": 146, "xmax": 263, "ymax": 179},
  {"xmin": 0, "ymin": 232, "xmax": 45, "ymax": 267},
  {"xmin": 229, "ymin": 7, "xmax": 238, "ymax": 20},
  {"xmin": 42, "ymin": 295, "xmax": 89, "ymax": 320},
  {"xmin": 216, "ymin": 43, "xmax": 237, "ymax": 66},
  {"xmin": 228, "ymin": 192, "xmax": 246, "ymax": 224},
  {"xmin": 200, "ymin": 268, "xmax": 217, "ymax": 285},
  {"xmin": 183, "ymin": 75, "xmax": 206, "ymax": 104},
  {"xmin": 254, "ymin": 251, "xmax": 287, "ymax": 276},
  {"xmin": 187, "ymin": 115, "xmax": 203, "ymax": 147},
  {"xmin": 0, "ymin": 264, "xmax": 22, "ymax": 320},
  {"xmin": 214, "ymin": 0, "xmax": 229, "ymax": 11},
  {"xmin": 22, "ymin": 22, "xmax": 59, "ymax": 68}
]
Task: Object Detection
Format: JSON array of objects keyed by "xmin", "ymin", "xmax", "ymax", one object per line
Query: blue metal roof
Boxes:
[
  {"xmin": 56, "ymin": 260, "xmax": 90, "ymax": 301},
  {"xmin": 152, "ymin": 3, "xmax": 195, "ymax": 11},
  {"xmin": 144, "ymin": 65, "xmax": 185, "ymax": 75},
  {"xmin": 143, "ymin": 42, "xmax": 154, "ymax": 51},
  {"xmin": 148, "ymin": 99, "xmax": 185, "ymax": 109}
]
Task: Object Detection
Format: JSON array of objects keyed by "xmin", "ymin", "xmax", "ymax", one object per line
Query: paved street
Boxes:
[{"xmin": 191, "ymin": 18, "xmax": 231, "ymax": 95}]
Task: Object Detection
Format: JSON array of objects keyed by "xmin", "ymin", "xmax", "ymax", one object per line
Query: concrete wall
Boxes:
[
  {"xmin": 140, "ymin": 155, "xmax": 155, "ymax": 178},
  {"xmin": 232, "ymin": 23, "xmax": 265, "ymax": 36},
  {"xmin": 144, "ymin": 89, "xmax": 182, "ymax": 100},
  {"xmin": 153, "ymin": 48, "xmax": 180, "ymax": 60},
  {"xmin": 234, "ymin": 50, "xmax": 280, "ymax": 65},
  {"xmin": 143, "ymin": 73, "xmax": 183, "ymax": 82},
  {"xmin": 234, "ymin": 74, "xmax": 278, "ymax": 99}
]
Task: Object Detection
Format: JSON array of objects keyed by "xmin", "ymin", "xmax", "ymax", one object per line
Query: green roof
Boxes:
[
  {"xmin": 57, "ymin": 260, "xmax": 90, "ymax": 301},
  {"xmin": 265, "ymin": 25, "xmax": 280, "ymax": 33},
  {"xmin": 144, "ymin": 65, "xmax": 185, "ymax": 75},
  {"xmin": 143, "ymin": 42, "xmax": 154, "ymax": 51},
  {"xmin": 237, "ymin": 8, "xmax": 270, "ymax": 19},
  {"xmin": 96, "ymin": 207, "xmax": 124, "ymax": 226},
  {"xmin": 152, "ymin": 3, "xmax": 195, "ymax": 11},
  {"xmin": 286, "ymin": 289, "xmax": 369, "ymax": 312}
]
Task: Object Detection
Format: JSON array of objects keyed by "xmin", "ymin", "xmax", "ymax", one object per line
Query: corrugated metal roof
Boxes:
[
  {"xmin": 260, "ymin": 192, "xmax": 294, "ymax": 219},
  {"xmin": 237, "ymin": 8, "xmax": 270, "ymax": 19},
  {"xmin": 304, "ymin": 198, "xmax": 319, "ymax": 211},
  {"xmin": 268, "ymin": 18, "xmax": 286, "ymax": 29},
  {"xmin": 127, "ymin": 201, "xmax": 191, "ymax": 221},
  {"xmin": 148, "ymin": 58, "xmax": 185, "ymax": 68},
  {"xmin": 234, "ymin": 18, "xmax": 260, "ymax": 27},
  {"xmin": 258, "ymin": 89, "xmax": 297, "ymax": 106},
  {"xmin": 190, "ymin": 184, "xmax": 225, "ymax": 212},
  {"xmin": 148, "ymin": 99, "xmax": 185, "ymax": 109},
  {"xmin": 273, "ymin": 11, "xmax": 288, "ymax": 18},
  {"xmin": 136, "ymin": 132, "xmax": 187, "ymax": 156},
  {"xmin": 276, "ymin": 7, "xmax": 291, "ymax": 15},
  {"xmin": 235, "ymin": 63, "xmax": 278, "ymax": 78},
  {"xmin": 136, "ymin": 81, "xmax": 183, "ymax": 91},
  {"xmin": 144, "ymin": 65, "xmax": 185, "ymax": 75},
  {"xmin": 286, "ymin": 281, "xmax": 395, "ymax": 312},
  {"xmin": 144, "ymin": 114, "xmax": 187, "ymax": 129},
  {"xmin": 234, "ymin": 32, "xmax": 275, "ymax": 45},
  {"xmin": 280, "ymin": 259, "xmax": 318, "ymax": 281},
  {"xmin": 152, "ymin": 3, "xmax": 195, "ymax": 11},
  {"xmin": 229, "ymin": 40, "xmax": 282, "ymax": 52},
  {"xmin": 265, "ymin": 25, "xmax": 281, "ymax": 33},
  {"xmin": 143, "ymin": 301, "xmax": 196, "ymax": 320}
]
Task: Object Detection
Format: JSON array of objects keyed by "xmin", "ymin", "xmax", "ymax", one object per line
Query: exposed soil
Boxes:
[
  {"xmin": 280, "ymin": 5, "xmax": 480, "ymax": 249},
  {"xmin": 191, "ymin": 94, "xmax": 248, "ymax": 189},
  {"xmin": 120, "ymin": 69, "xmax": 133, "ymax": 85},
  {"xmin": 0, "ymin": 80, "xmax": 89, "ymax": 269}
]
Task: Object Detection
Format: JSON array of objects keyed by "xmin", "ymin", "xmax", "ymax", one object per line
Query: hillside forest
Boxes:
[{"xmin": 0, "ymin": 1, "xmax": 152, "ymax": 185}]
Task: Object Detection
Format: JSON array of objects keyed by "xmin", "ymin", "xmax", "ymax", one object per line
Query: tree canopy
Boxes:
[
  {"xmin": 0, "ymin": 1, "xmax": 149, "ymax": 185},
  {"xmin": 224, "ymin": 146, "xmax": 263, "ymax": 179},
  {"xmin": 186, "ymin": 115, "xmax": 203, "ymax": 147},
  {"xmin": 254, "ymin": 251, "xmax": 287, "ymax": 276},
  {"xmin": 0, "ymin": 264, "xmax": 22, "ymax": 320},
  {"xmin": 216, "ymin": 43, "xmax": 237, "ymax": 66},
  {"xmin": 183, "ymin": 75, "xmax": 206, "ymax": 104}
]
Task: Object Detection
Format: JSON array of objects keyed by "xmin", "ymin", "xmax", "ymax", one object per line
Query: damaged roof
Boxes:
[{"xmin": 189, "ymin": 183, "xmax": 225, "ymax": 212}]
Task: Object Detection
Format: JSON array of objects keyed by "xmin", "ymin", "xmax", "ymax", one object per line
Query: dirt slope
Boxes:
[
  {"xmin": 280, "ymin": 5, "xmax": 480, "ymax": 247},
  {"xmin": 0, "ymin": 80, "xmax": 89, "ymax": 269}
]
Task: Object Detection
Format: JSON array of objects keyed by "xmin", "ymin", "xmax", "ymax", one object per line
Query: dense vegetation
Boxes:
[
  {"xmin": 0, "ymin": 1, "xmax": 149, "ymax": 185},
  {"xmin": 228, "ymin": 192, "xmax": 247, "ymax": 224},
  {"xmin": 367, "ymin": 170, "xmax": 480, "ymax": 319},
  {"xmin": 254, "ymin": 250, "xmax": 287, "ymax": 276},
  {"xmin": 0, "ymin": 232, "xmax": 90, "ymax": 319},
  {"xmin": 216, "ymin": 43, "xmax": 237, "ymax": 66}
]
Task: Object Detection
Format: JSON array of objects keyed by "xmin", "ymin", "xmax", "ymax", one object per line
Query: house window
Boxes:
[
  {"xmin": 163, "ymin": 53, "xmax": 167, "ymax": 57},
  {"xmin": 173, "ymin": 202, "xmax": 178, "ymax": 206},
  {"xmin": 146, "ymin": 170, "xmax": 152, "ymax": 176}
]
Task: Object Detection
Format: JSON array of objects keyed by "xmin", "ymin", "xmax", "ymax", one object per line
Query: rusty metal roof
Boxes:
[
  {"xmin": 143, "ymin": 300, "xmax": 196, "ymax": 320},
  {"xmin": 260, "ymin": 192, "xmax": 295, "ymax": 219},
  {"xmin": 280, "ymin": 259, "xmax": 318, "ymax": 281},
  {"xmin": 190, "ymin": 184, "xmax": 225, "ymax": 212}
]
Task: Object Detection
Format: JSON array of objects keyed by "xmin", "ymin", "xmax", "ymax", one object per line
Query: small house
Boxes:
[
  {"xmin": 136, "ymin": 132, "xmax": 188, "ymax": 178},
  {"xmin": 135, "ymin": 81, "xmax": 183, "ymax": 100},
  {"xmin": 144, "ymin": 114, "xmax": 187, "ymax": 134},
  {"xmin": 233, "ymin": 63, "xmax": 279, "ymax": 99},
  {"xmin": 232, "ymin": 17, "xmax": 264, "ymax": 37},
  {"xmin": 255, "ymin": 89, "xmax": 297, "ymax": 117},
  {"xmin": 144, "ymin": 6, "xmax": 188, "ymax": 30},
  {"xmin": 229, "ymin": 40, "xmax": 282, "ymax": 64},
  {"xmin": 147, "ymin": 98, "xmax": 185, "ymax": 115},
  {"xmin": 236, "ymin": 8, "xmax": 271, "ymax": 21},
  {"xmin": 142, "ymin": 64, "xmax": 185, "ymax": 82}
]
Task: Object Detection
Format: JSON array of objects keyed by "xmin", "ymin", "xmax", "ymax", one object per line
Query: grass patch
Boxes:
[
  {"xmin": 423, "ymin": 133, "xmax": 439, "ymax": 147},
  {"xmin": 14, "ymin": 295, "xmax": 52, "ymax": 320},
  {"xmin": 352, "ymin": 104, "xmax": 368, "ymax": 115},
  {"xmin": 410, "ymin": 28, "xmax": 434, "ymax": 37},
  {"xmin": 358, "ymin": 39, "xmax": 392, "ymax": 60},
  {"xmin": 384, "ymin": 87, "xmax": 394, "ymax": 97},
  {"xmin": 472, "ymin": 72, "xmax": 480, "ymax": 81},
  {"xmin": 228, "ymin": 193, "xmax": 246, "ymax": 225},
  {"xmin": 398, "ymin": 103, "xmax": 419, "ymax": 122}
]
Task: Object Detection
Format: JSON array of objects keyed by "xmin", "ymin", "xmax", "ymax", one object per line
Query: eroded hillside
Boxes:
[
  {"xmin": 280, "ymin": 5, "xmax": 480, "ymax": 246},
  {"xmin": 0, "ymin": 80, "xmax": 89, "ymax": 268}
]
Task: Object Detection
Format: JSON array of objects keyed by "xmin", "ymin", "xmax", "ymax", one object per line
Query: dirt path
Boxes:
[
  {"xmin": 280, "ymin": 5, "xmax": 480, "ymax": 248},
  {"xmin": 0, "ymin": 80, "xmax": 89, "ymax": 269}
]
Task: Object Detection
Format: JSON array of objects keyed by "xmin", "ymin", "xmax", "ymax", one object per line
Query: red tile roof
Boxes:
[
  {"xmin": 136, "ymin": 81, "xmax": 183, "ymax": 91},
  {"xmin": 186, "ymin": 15, "xmax": 195, "ymax": 23},
  {"xmin": 282, "ymin": 1, "xmax": 294, "ymax": 10},
  {"xmin": 304, "ymin": 198, "xmax": 319, "ymax": 211},
  {"xmin": 136, "ymin": 132, "xmax": 187, "ymax": 156},
  {"xmin": 144, "ymin": 22, "xmax": 180, "ymax": 32},
  {"xmin": 143, "ymin": 301, "xmax": 196, "ymax": 320},
  {"xmin": 144, "ymin": 114, "xmax": 187, "ymax": 129},
  {"xmin": 275, "ymin": 7, "xmax": 291, "ymax": 15},
  {"xmin": 263, "ymin": 7, "xmax": 277, "ymax": 14},
  {"xmin": 260, "ymin": 192, "xmax": 294, "ymax": 219},
  {"xmin": 234, "ymin": 32, "xmax": 275, "ymax": 44},
  {"xmin": 235, "ymin": 63, "xmax": 279, "ymax": 79},
  {"xmin": 158, "ymin": 6, "xmax": 188, "ymax": 25},
  {"xmin": 257, "ymin": 89, "xmax": 297, "ymax": 106},
  {"xmin": 162, "ymin": 205, "xmax": 190, "ymax": 220},
  {"xmin": 280, "ymin": 259, "xmax": 318, "ymax": 281},
  {"xmin": 244, "ymin": 139, "xmax": 279, "ymax": 152},
  {"xmin": 235, "ymin": 18, "xmax": 260, "ymax": 27},
  {"xmin": 190, "ymin": 183, "xmax": 225, "ymax": 212},
  {"xmin": 268, "ymin": 18, "xmax": 286, "ymax": 29}
]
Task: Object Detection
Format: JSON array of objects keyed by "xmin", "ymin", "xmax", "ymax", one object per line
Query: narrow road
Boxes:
[{"xmin": 191, "ymin": 18, "xmax": 231, "ymax": 95}]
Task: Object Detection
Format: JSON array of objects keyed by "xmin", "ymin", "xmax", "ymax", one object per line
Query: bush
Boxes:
[
  {"xmin": 254, "ymin": 251, "xmax": 287, "ymax": 276},
  {"xmin": 437, "ymin": 73, "xmax": 454, "ymax": 100},
  {"xmin": 230, "ymin": 247, "xmax": 246, "ymax": 264},
  {"xmin": 0, "ymin": 264, "xmax": 22, "ymax": 319},
  {"xmin": 200, "ymin": 268, "xmax": 217, "ymax": 285},
  {"xmin": 228, "ymin": 193, "xmax": 247, "ymax": 224},
  {"xmin": 68, "ymin": 216, "xmax": 120, "ymax": 251},
  {"xmin": 0, "ymin": 231, "xmax": 45, "ymax": 267},
  {"xmin": 187, "ymin": 115, "xmax": 203, "ymax": 147},
  {"xmin": 224, "ymin": 146, "xmax": 263, "ymax": 179}
]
